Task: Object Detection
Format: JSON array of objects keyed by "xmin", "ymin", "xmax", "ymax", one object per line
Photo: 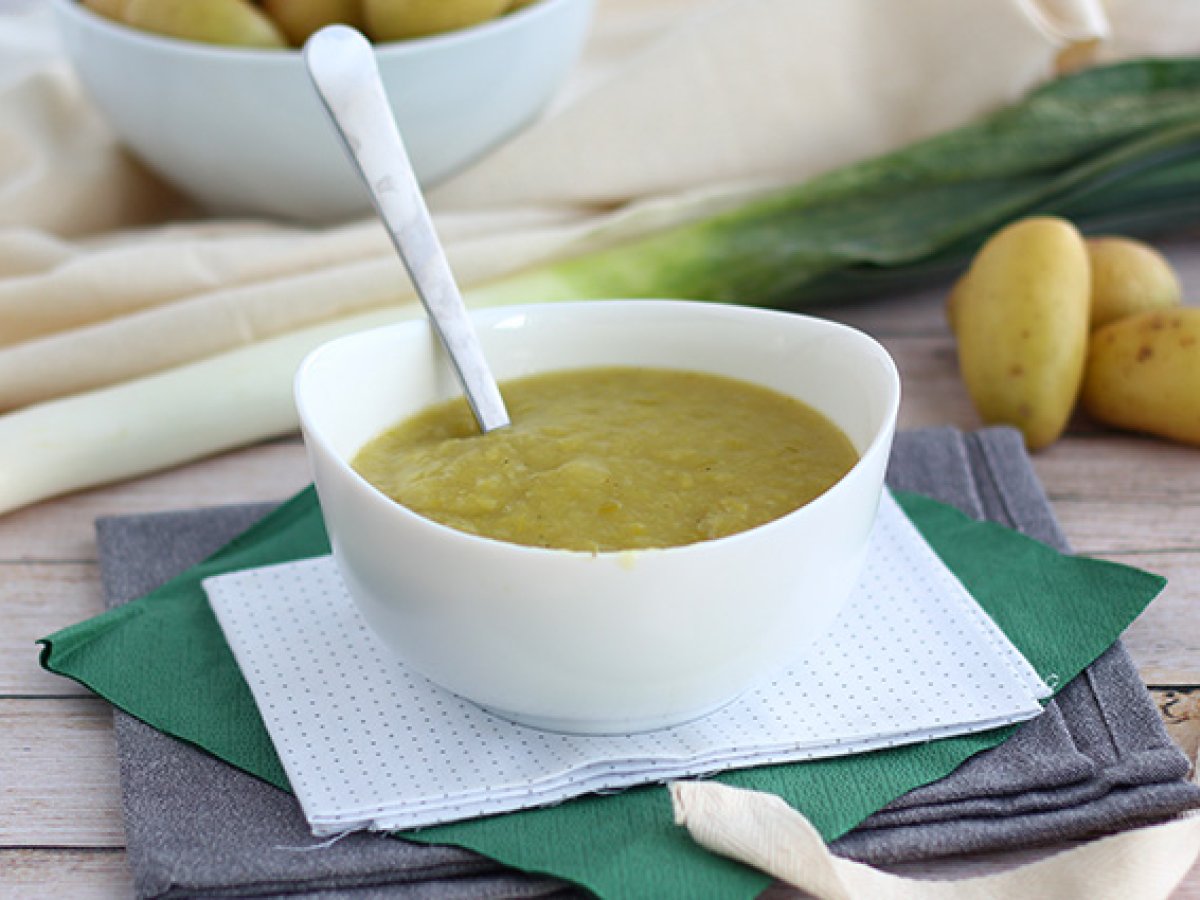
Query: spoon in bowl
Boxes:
[{"xmin": 304, "ymin": 26, "xmax": 510, "ymax": 433}]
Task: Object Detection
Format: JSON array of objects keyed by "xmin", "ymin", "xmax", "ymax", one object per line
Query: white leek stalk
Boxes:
[{"xmin": 0, "ymin": 305, "xmax": 418, "ymax": 515}]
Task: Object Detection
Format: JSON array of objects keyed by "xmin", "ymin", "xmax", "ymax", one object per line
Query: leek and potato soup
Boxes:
[{"xmin": 351, "ymin": 367, "xmax": 858, "ymax": 552}]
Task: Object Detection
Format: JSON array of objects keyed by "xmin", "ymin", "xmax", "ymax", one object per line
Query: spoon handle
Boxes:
[{"xmin": 304, "ymin": 26, "xmax": 510, "ymax": 433}]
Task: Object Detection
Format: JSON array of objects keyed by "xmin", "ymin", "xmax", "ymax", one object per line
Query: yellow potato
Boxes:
[
  {"xmin": 944, "ymin": 273, "xmax": 968, "ymax": 334},
  {"xmin": 1082, "ymin": 308, "xmax": 1200, "ymax": 447},
  {"xmin": 954, "ymin": 217, "xmax": 1091, "ymax": 451},
  {"xmin": 263, "ymin": 0, "xmax": 364, "ymax": 46},
  {"xmin": 363, "ymin": 0, "xmax": 510, "ymax": 40},
  {"xmin": 1087, "ymin": 236, "xmax": 1181, "ymax": 330},
  {"xmin": 122, "ymin": 0, "xmax": 287, "ymax": 48},
  {"xmin": 83, "ymin": 0, "xmax": 129, "ymax": 21}
]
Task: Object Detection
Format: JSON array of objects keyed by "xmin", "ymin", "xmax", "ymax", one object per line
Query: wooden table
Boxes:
[{"xmin": 2, "ymin": 241, "xmax": 1198, "ymax": 898}]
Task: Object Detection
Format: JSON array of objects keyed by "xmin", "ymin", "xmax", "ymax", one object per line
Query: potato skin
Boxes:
[
  {"xmin": 1082, "ymin": 308, "xmax": 1200, "ymax": 447},
  {"xmin": 263, "ymin": 0, "xmax": 364, "ymax": 45},
  {"xmin": 82, "ymin": 0, "xmax": 128, "ymax": 20},
  {"xmin": 363, "ymin": 0, "xmax": 510, "ymax": 40},
  {"xmin": 1087, "ymin": 236, "xmax": 1181, "ymax": 330},
  {"xmin": 122, "ymin": 0, "xmax": 287, "ymax": 47},
  {"xmin": 955, "ymin": 217, "xmax": 1091, "ymax": 451}
]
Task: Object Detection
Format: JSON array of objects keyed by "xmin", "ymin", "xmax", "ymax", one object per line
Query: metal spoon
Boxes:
[{"xmin": 304, "ymin": 26, "xmax": 510, "ymax": 433}]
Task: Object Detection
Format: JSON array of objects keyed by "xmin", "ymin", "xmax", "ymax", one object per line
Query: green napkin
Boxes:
[{"xmin": 39, "ymin": 488, "xmax": 1164, "ymax": 899}]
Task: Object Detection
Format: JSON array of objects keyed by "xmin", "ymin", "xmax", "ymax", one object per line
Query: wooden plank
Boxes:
[
  {"xmin": 1176, "ymin": 872, "xmax": 1200, "ymax": 900},
  {"xmin": 0, "ymin": 850, "xmax": 131, "ymax": 900},
  {"xmin": 1034, "ymin": 435, "xmax": 1200, "ymax": 503},
  {"xmin": 1052, "ymin": 502, "xmax": 1200, "ymax": 555},
  {"xmin": 0, "ymin": 699, "xmax": 126, "ymax": 847},
  {"xmin": 0, "ymin": 563, "xmax": 99, "ymax": 697},
  {"xmin": 878, "ymin": 335, "xmax": 980, "ymax": 430},
  {"xmin": 811, "ymin": 285, "xmax": 953, "ymax": 337},
  {"xmin": 1114, "ymin": 554, "xmax": 1200, "ymax": 685},
  {"xmin": 0, "ymin": 438, "xmax": 310, "ymax": 563}
]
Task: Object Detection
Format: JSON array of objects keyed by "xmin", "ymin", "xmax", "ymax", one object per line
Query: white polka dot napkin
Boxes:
[{"xmin": 203, "ymin": 492, "xmax": 1049, "ymax": 835}]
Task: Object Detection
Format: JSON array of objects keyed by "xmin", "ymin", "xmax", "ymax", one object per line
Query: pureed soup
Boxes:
[{"xmin": 351, "ymin": 367, "xmax": 859, "ymax": 552}]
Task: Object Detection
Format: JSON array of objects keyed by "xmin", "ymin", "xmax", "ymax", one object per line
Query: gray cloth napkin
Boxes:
[
  {"xmin": 96, "ymin": 427, "xmax": 1199, "ymax": 898},
  {"xmin": 831, "ymin": 428, "xmax": 1200, "ymax": 863}
]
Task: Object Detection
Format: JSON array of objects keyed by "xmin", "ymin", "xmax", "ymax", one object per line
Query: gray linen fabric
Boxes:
[
  {"xmin": 99, "ymin": 508, "xmax": 567, "ymax": 900},
  {"xmin": 96, "ymin": 427, "xmax": 1200, "ymax": 897}
]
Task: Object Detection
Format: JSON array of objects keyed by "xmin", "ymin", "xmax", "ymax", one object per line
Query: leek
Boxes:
[{"xmin": 471, "ymin": 58, "xmax": 1200, "ymax": 309}]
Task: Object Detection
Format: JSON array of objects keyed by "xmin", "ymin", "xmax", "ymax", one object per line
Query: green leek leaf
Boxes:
[{"xmin": 474, "ymin": 58, "xmax": 1200, "ymax": 309}]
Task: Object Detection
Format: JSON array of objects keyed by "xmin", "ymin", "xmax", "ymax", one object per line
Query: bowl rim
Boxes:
[
  {"xmin": 50, "ymin": 0, "xmax": 586, "ymax": 62},
  {"xmin": 295, "ymin": 299, "xmax": 902, "ymax": 561}
]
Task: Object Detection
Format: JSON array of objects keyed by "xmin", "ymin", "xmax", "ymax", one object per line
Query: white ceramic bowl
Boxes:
[
  {"xmin": 295, "ymin": 300, "xmax": 900, "ymax": 733},
  {"xmin": 51, "ymin": 0, "xmax": 592, "ymax": 222}
]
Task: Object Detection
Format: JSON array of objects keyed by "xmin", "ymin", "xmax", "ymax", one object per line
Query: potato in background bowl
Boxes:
[{"xmin": 51, "ymin": 0, "xmax": 593, "ymax": 221}]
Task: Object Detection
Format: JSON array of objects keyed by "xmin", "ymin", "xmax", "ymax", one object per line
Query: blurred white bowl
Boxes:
[
  {"xmin": 295, "ymin": 300, "xmax": 900, "ymax": 734},
  {"xmin": 51, "ymin": 0, "xmax": 592, "ymax": 222}
]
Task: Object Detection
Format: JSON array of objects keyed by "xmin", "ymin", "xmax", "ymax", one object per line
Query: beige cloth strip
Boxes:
[
  {"xmin": 670, "ymin": 781, "xmax": 1200, "ymax": 900},
  {"xmin": 0, "ymin": 222, "xmax": 390, "ymax": 347}
]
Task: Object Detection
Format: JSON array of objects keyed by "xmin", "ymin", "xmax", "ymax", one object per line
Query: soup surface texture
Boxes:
[{"xmin": 352, "ymin": 367, "xmax": 859, "ymax": 552}]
